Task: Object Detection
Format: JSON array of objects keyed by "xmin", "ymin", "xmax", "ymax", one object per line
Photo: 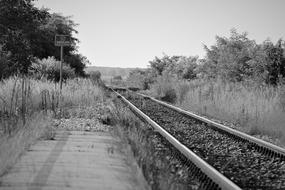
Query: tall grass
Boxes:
[
  {"xmin": 0, "ymin": 77, "xmax": 104, "ymax": 129},
  {"xmin": 60, "ymin": 79, "xmax": 105, "ymax": 109},
  {"xmin": 149, "ymin": 78, "xmax": 285, "ymax": 146},
  {"xmin": 0, "ymin": 76, "xmax": 104, "ymax": 176}
]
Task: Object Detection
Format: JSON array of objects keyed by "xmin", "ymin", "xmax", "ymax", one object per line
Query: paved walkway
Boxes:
[{"xmin": 0, "ymin": 131, "xmax": 147, "ymax": 190}]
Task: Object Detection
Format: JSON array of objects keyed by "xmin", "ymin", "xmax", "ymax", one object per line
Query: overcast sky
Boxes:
[{"xmin": 35, "ymin": 0, "xmax": 285, "ymax": 68}]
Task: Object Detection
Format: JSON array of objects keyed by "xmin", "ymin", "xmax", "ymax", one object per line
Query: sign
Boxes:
[
  {"xmin": 54, "ymin": 34, "xmax": 71, "ymax": 91},
  {"xmin": 55, "ymin": 35, "xmax": 71, "ymax": 46}
]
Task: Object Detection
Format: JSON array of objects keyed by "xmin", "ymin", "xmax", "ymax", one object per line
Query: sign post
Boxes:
[
  {"xmin": 55, "ymin": 35, "xmax": 71, "ymax": 91},
  {"xmin": 55, "ymin": 35, "xmax": 71, "ymax": 117}
]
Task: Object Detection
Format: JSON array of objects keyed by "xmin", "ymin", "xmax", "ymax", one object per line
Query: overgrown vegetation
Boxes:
[
  {"xmin": 85, "ymin": 66, "xmax": 136, "ymax": 84},
  {"xmin": 30, "ymin": 56, "xmax": 76, "ymax": 82},
  {"xmin": 125, "ymin": 29, "xmax": 285, "ymax": 145},
  {"xmin": 0, "ymin": 76, "xmax": 104, "ymax": 176},
  {"xmin": 128, "ymin": 29, "xmax": 285, "ymax": 87},
  {"xmin": 148, "ymin": 79, "xmax": 285, "ymax": 144},
  {"xmin": 0, "ymin": 0, "xmax": 89, "ymax": 81},
  {"xmin": 0, "ymin": 0, "xmax": 110, "ymax": 178}
]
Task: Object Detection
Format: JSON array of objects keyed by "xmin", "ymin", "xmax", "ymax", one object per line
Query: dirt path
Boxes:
[{"xmin": 0, "ymin": 131, "xmax": 147, "ymax": 190}]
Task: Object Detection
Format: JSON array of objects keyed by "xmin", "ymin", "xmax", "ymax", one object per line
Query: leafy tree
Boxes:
[
  {"xmin": 149, "ymin": 56, "xmax": 167, "ymax": 75},
  {"xmin": 127, "ymin": 68, "xmax": 155, "ymax": 90},
  {"xmin": 64, "ymin": 53, "xmax": 88, "ymax": 76},
  {"xmin": 148, "ymin": 54, "xmax": 198, "ymax": 80},
  {"xmin": 149, "ymin": 54, "xmax": 180, "ymax": 75},
  {"xmin": 169, "ymin": 56, "xmax": 198, "ymax": 80},
  {"xmin": 202, "ymin": 29, "xmax": 285, "ymax": 84},
  {"xmin": 31, "ymin": 12, "xmax": 87, "ymax": 76},
  {"xmin": 0, "ymin": 0, "xmax": 49, "ymax": 74},
  {"xmin": 34, "ymin": 13, "xmax": 78, "ymax": 58},
  {"xmin": 203, "ymin": 29, "xmax": 257, "ymax": 82},
  {"xmin": 0, "ymin": 1, "xmax": 87, "ymax": 78},
  {"xmin": 0, "ymin": 46, "xmax": 11, "ymax": 80}
]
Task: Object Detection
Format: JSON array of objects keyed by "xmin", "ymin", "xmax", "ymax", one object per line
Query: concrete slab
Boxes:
[{"xmin": 0, "ymin": 131, "xmax": 147, "ymax": 190}]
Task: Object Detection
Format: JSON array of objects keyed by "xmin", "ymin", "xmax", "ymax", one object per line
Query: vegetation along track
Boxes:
[{"xmin": 111, "ymin": 87, "xmax": 285, "ymax": 190}]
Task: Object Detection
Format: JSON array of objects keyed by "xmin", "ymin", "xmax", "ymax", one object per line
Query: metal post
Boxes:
[{"xmin": 60, "ymin": 45, "xmax": 63, "ymax": 91}]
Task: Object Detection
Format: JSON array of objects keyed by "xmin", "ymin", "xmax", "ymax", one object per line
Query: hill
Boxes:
[{"xmin": 85, "ymin": 66, "xmax": 143, "ymax": 82}]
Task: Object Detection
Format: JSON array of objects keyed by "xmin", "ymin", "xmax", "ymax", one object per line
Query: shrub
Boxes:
[
  {"xmin": 127, "ymin": 69, "xmax": 155, "ymax": 90},
  {"xmin": 89, "ymin": 71, "xmax": 103, "ymax": 86},
  {"xmin": 30, "ymin": 56, "xmax": 75, "ymax": 82}
]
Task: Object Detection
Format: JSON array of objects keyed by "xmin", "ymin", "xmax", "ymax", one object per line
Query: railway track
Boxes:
[{"xmin": 109, "ymin": 87, "xmax": 285, "ymax": 190}]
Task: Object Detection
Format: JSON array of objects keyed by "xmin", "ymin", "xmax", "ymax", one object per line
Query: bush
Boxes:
[
  {"xmin": 30, "ymin": 56, "xmax": 75, "ymax": 82},
  {"xmin": 127, "ymin": 69, "xmax": 155, "ymax": 90},
  {"xmin": 89, "ymin": 71, "xmax": 103, "ymax": 85}
]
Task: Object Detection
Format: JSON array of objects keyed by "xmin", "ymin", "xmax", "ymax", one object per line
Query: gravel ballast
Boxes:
[{"xmin": 120, "ymin": 91, "xmax": 285, "ymax": 190}]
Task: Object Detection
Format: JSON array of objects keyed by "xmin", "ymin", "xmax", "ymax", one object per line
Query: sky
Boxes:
[{"xmin": 35, "ymin": 0, "xmax": 285, "ymax": 68}]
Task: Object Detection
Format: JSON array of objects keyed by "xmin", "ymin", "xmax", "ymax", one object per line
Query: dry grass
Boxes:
[
  {"xmin": 148, "ymin": 78, "xmax": 285, "ymax": 146},
  {"xmin": 0, "ymin": 76, "xmax": 105, "ymax": 176},
  {"xmin": 60, "ymin": 79, "xmax": 105, "ymax": 108}
]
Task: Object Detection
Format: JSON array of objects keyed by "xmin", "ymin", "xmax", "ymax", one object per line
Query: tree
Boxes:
[
  {"xmin": 127, "ymin": 68, "xmax": 155, "ymax": 90},
  {"xmin": 149, "ymin": 54, "xmax": 180, "ymax": 75},
  {"xmin": 34, "ymin": 13, "xmax": 78, "ymax": 58},
  {"xmin": 32, "ymin": 13, "xmax": 88, "ymax": 77},
  {"xmin": 0, "ymin": 1, "xmax": 87, "ymax": 78},
  {"xmin": 262, "ymin": 39, "xmax": 285, "ymax": 85},
  {"xmin": 203, "ymin": 29, "xmax": 257, "ymax": 82},
  {"xmin": 170, "ymin": 56, "xmax": 198, "ymax": 80},
  {"xmin": 64, "ymin": 53, "xmax": 88, "ymax": 77},
  {"xmin": 0, "ymin": 49, "xmax": 10, "ymax": 80},
  {"xmin": 0, "ymin": 0, "xmax": 49, "ymax": 75}
]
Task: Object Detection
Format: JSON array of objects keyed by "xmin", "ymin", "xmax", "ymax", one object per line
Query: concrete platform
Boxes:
[{"xmin": 0, "ymin": 131, "xmax": 146, "ymax": 190}]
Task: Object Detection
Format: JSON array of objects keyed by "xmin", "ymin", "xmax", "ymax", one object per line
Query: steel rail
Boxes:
[
  {"xmin": 137, "ymin": 92, "xmax": 285, "ymax": 159},
  {"xmin": 112, "ymin": 89, "xmax": 241, "ymax": 190}
]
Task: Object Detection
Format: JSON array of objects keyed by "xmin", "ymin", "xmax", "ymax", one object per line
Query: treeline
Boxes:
[
  {"xmin": 0, "ymin": 0, "xmax": 88, "ymax": 80},
  {"xmin": 128, "ymin": 29, "xmax": 285, "ymax": 88}
]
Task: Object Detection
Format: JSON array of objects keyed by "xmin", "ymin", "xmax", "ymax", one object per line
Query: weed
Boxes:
[{"xmin": 0, "ymin": 76, "xmax": 105, "ymax": 176}]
